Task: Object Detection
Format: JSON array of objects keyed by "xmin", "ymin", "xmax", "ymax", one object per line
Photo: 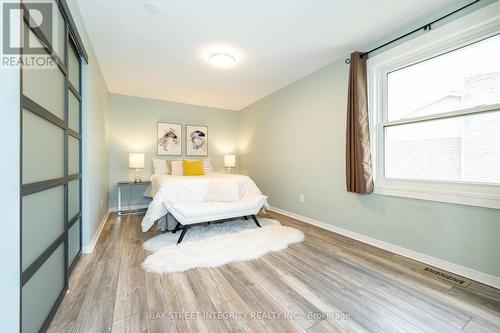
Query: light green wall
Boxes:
[
  {"xmin": 108, "ymin": 94, "xmax": 240, "ymax": 208},
  {"xmin": 239, "ymin": 0, "xmax": 500, "ymax": 278},
  {"xmin": 0, "ymin": 17, "xmax": 20, "ymax": 330},
  {"xmin": 67, "ymin": 0, "xmax": 110, "ymax": 247}
]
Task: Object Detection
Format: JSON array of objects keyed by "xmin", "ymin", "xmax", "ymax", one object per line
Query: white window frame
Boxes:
[{"xmin": 368, "ymin": 1, "xmax": 500, "ymax": 209}]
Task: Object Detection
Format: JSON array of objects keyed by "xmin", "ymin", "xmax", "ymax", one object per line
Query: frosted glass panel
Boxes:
[
  {"xmin": 68, "ymin": 180, "xmax": 80, "ymax": 219},
  {"xmin": 22, "ymin": 30, "xmax": 64, "ymax": 120},
  {"xmin": 22, "ymin": 186, "xmax": 64, "ymax": 271},
  {"xmin": 34, "ymin": 0, "xmax": 59, "ymax": 50},
  {"xmin": 68, "ymin": 91, "xmax": 80, "ymax": 132},
  {"xmin": 68, "ymin": 136, "xmax": 80, "ymax": 175},
  {"xmin": 22, "ymin": 245, "xmax": 64, "ymax": 333},
  {"xmin": 68, "ymin": 45, "xmax": 80, "ymax": 91},
  {"xmin": 385, "ymin": 111, "xmax": 500, "ymax": 183},
  {"xmin": 56, "ymin": 4, "xmax": 66, "ymax": 63},
  {"xmin": 23, "ymin": 109, "xmax": 64, "ymax": 184},
  {"xmin": 68, "ymin": 221, "xmax": 81, "ymax": 266}
]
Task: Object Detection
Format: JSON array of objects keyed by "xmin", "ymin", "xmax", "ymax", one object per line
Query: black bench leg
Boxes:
[
  {"xmin": 172, "ymin": 222, "xmax": 181, "ymax": 234},
  {"xmin": 177, "ymin": 225, "xmax": 189, "ymax": 244},
  {"xmin": 243, "ymin": 216, "xmax": 248, "ymax": 220},
  {"xmin": 251, "ymin": 215, "xmax": 261, "ymax": 228}
]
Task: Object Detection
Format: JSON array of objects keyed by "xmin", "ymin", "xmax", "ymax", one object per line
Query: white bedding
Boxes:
[{"xmin": 141, "ymin": 173, "xmax": 268, "ymax": 231}]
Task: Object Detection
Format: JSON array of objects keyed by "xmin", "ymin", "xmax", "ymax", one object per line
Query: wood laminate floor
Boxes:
[{"xmin": 49, "ymin": 211, "xmax": 500, "ymax": 333}]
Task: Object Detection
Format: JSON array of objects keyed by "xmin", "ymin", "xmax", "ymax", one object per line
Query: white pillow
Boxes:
[
  {"xmin": 203, "ymin": 159, "xmax": 214, "ymax": 174},
  {"xmin": 152, "ymin": 158, "xmax": 169, "ymax": 175},
  {"xmin": 170, "ymin": 160, "xmax": 184, "ymax": 175}
]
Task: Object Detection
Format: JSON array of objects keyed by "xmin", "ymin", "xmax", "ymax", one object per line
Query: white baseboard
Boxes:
[
  {"xmin": 109, "ymin": 204, "xmax": 149, "ymax": 213},
  {"xmin": 269, "ymin": 206, "xmax": 500, "ymax": 289},
  {"xmin": 82, "ymin": 209, "xmax": 110, "ymax": 254}
]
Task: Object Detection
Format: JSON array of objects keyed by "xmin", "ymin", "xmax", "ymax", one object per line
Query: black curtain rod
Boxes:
[{"xmin": 345, "ymin": 0, "xmax": 481, "ymax": 64}]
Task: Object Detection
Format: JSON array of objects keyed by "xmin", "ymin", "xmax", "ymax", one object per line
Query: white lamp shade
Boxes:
[
  {"xmin": 224, "ymin": 154, "xmax": 236, "ymax": 167},
  {"xmin": 129, "ymin": 153, "xmax": 145, "ymax": 169}
]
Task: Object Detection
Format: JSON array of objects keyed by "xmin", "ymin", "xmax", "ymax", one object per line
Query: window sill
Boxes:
[{"xmin": 374, "ymin": 180, "xmax": 500, "ymax": 210}]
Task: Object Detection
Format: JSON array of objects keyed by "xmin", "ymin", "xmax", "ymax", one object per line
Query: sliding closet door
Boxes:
[
  {"xmin": 67, "ymin": 42, "xmax": 82, "ymax": 271},
  {"xmin": 20, "ymin": 2, "xmax": 82, "ymax": 332}
]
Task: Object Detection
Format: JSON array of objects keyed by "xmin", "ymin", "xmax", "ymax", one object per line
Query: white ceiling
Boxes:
[{"xmin": 77, "ymin": 0, "xmax": 452, "ymax": 110}]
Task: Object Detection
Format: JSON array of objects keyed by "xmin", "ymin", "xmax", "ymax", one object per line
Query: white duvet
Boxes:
[{"xmin": 141, "ymin": 173, "xmax": 267, "ymax": 231}]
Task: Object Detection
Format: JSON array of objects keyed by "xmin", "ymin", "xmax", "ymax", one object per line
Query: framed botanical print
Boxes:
[
  {"xmin": 186, "ymin": 125, "xmax": 208, "ymax": 156},
  {"xmin": 157, "ymin": 123, "xmax": 182, "ymax": 155}
]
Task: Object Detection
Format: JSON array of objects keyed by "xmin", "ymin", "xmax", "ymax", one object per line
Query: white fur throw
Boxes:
[{"xmin": 142, "ymin": 218, "xmax": 304, "ymax": 273}]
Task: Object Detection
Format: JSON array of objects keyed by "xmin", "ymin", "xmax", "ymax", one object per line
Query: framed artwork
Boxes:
[
  {"xmin": 157, "ymin": 123, "xmax": 182, "ymax": 155},
  {"xmin": 186, "ymin": 125, "xmax": 208, "ymax": 156}
]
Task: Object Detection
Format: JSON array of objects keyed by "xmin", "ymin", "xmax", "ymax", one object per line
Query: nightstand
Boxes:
[{"xmin": 117, "ymin": 181, "xmax": 151, "ymax": 216}]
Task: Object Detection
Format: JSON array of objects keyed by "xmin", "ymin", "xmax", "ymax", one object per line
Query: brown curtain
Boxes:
[{"xmin": 346, "ymin": 52, "xmax": 374, "ymax": 194}]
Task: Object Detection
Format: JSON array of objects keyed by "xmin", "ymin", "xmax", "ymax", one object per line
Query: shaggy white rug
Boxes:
[{"xmin": 142, "ymin": 218, "xmax": 304, "ymax": 273}]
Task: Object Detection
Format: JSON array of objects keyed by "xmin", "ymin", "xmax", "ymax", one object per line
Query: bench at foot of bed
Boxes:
[{"xmin": 164, "ymin": 194, "xmax": 267, "ymax": 244}]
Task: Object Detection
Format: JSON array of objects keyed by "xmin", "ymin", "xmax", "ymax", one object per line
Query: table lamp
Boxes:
[
  {"xmin": 129, "ymin": 153, "xmax": 145, "ymax": 183},
  {"xmin": 224, "ymin": 154, "xmax": 236, "ymax": 173}
]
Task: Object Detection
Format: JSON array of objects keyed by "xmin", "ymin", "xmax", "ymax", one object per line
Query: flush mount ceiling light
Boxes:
[
  {"xmin": 144, "ymin": 0, "xmax": 160, "ymax": 14},
  {"xmin": 208, "ymin": 53, "xmax": 236, "ymax": 68}
]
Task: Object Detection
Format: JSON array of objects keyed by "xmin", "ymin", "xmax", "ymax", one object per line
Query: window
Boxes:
[{"xmin": 368, "ymin": 4, "xmax": 500, "ymax": 209}]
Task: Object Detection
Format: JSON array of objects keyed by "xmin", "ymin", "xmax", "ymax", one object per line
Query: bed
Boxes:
[{"xmin": 141, "ymin": 172, "xmax": 269, "ymax": 232}]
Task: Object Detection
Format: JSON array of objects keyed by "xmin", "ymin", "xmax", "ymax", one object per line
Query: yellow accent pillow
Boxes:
[{"xmin": 182, "ymin": 160, "xmax": 205, "ymax": 176}]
